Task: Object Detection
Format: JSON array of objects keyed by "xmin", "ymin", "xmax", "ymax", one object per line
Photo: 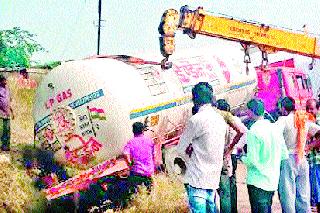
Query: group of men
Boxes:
[
  {"xmin": 120, "ymin": 81, "xmax": 320, "ymax": 212},
  {"xmin": 175, "ymin": 82, "xmax": 320, "ymax": 213},
  {"xmin": 172, "ymin": 83, "xmax": 320, "ymax": 213}
]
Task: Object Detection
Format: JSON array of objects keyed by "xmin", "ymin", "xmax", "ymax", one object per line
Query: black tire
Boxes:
[{"xmin": 163, "ymin": 147, "xmax": 186, "ymax": 181}]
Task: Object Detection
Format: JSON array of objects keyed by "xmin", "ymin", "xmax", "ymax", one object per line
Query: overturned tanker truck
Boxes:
[{"xmin": 33, "ymin": 47, "xmax": 258, "ymax": 199}]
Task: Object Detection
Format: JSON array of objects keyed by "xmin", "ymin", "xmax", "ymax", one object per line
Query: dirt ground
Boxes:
[
  {"xmin": 236, "ymin": 162, "xmax": 282, "ymax": 213},
  {"xmin": 237, "ymin": 162, "xmax": 319, "ymax": 213}
]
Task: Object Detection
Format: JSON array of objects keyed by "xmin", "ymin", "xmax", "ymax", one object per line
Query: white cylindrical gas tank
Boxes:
[
  {"xmin": 33, "ymin": 52, "xmax": 256, "ymax": 167},
  {"xmin": 33, "ymin": 57, "xmax": 188, "ymax": 166}
]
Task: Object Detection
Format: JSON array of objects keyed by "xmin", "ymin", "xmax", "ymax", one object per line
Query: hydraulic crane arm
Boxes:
[{"xmin": 158, "ymin": 5, "xmax": 320, "ymax": 69}]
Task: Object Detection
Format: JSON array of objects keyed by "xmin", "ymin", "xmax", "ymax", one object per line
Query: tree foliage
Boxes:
[{"xmin": 0, "ymin": 27, "xmax": 44, "ymax": 68}]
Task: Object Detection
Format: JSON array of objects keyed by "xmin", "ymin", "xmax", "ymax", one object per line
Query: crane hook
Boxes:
[
  {"xmin": 308, "ymin": 58, "xmax": 315, "ymax": 70},
  {"xmin": 261, "ymin": 51, "xmax": 269, "ymax": 69},
  {"xmin": 241, "ymin": 43, "xmax": 251, "ymax": 75},
  {"xmin": 161, "ymin": 57, "xmax": 173, "ymax": 70}
]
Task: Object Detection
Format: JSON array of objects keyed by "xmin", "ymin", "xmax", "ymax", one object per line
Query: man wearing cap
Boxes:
[
  {"xmin": 0, "ymin": 75, "xmax": 12, "ymax": 151},
  {"xmin": 177, "ymin": 82, "xmax": 228, "ymax": 213}
]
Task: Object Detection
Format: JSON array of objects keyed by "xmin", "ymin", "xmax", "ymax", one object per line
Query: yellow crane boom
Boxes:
[{"xmin": 158, "ymin": 5, "xmax": 320, "ymax": 68}]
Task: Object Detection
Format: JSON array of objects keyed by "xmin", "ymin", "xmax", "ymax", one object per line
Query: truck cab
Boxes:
[{"xmin": 255, "ymin": 66, "xmax": 313, "ymax": 117}]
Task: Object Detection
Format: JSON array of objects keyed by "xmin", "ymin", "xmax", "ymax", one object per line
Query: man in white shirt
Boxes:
[
  {"xmin": 177, "ymin": 82, "xmax": 228, "ymax": 213},
  {"xmin": 277, "ymin": 97, "xmax": 320, "ymax": 213}
]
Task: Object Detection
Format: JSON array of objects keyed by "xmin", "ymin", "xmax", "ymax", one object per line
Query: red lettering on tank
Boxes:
[
  {"xmin": 64, "ymin": 135, "xmax": 103, "ymax": 165},
  {"xmin": 173, "ymin": 64, "xmax": 190, "ymax": 83},
  {"xmin": 46, "ymin": 98, "xmax": 55, "ymax": 109},
  {"xmin": 56, "ymin": 94, "xmax": 62, "ymax": 103},
  {"xmin": 45, "ymin": 89, "xmax": 72, "ymax": 108},
  {"xmin": 66, "ymin": 89, "xmax": 72, "ymax": 98}
]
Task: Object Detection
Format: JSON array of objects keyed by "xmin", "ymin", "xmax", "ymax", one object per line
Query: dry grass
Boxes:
[
  {"xmin": 0, "ymin": 155, "xmax": 47, "ymax": 212},
  {"xmin": 123, "ymin": 174, "xmax": 188, "ymax": 213},
  {"xmin": 0, "ymin": 73, "xmax": 47, "ymax": 212},
  {"xmin": 8, "ymin": 74, "xmax": 36, "ymax": 146},
  {"xmin": 90, "ymin": 173, "xmax": 189, "ymax": 213}
]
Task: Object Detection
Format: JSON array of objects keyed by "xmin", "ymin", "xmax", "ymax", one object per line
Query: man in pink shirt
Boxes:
[
  {"xmin": 123, "ymin": 121, "xmax": 155, "ymax": 180},
  {"xmin": 107, "ymin": 122, "xmax": 155, "ymax": 209}
]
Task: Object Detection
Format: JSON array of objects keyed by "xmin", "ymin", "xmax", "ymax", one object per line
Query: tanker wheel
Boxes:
[{"xmin": 163, "ymin": 146, "xmax": 186, "ymax": 181}]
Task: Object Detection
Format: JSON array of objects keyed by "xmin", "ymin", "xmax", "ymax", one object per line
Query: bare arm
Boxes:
[
  {"xmin": 306, "ymin": 131, "xmax": 320, "ymax": 150},
  {"xmin": 227, "ymin": 122, "xmax": 244, "ymax": 153},
  {"xmin": 10, "ymin": 95, "xmax": 13, "ymax": 119},
  {"xmin": 122, "ymin": 143, "xmax": 132, "ymax": 166},
  {"xmin": 177, "ymin": 119, "xmax": 196, "ymax": 159},
  {"xmin": 306, "ymin": 123, "xmax": 320, "ymax": 150},
  {"xmin": 124, "ymin": 154, "xmax": 132, "ymax": 165},
  {"xmin": 10, "ymin": 107, "xmax": 14, "ymax": 119},
  {"xmin": 117, "ymin": 153, "xmax": 131, "ymax": 164},
  {"xmin": 224, "ymin": 114, "xmax": 247, "ymax": 155},
  {"xmin": 308, "ymin": 140, "xmax": 320, "ymax": 150}
]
